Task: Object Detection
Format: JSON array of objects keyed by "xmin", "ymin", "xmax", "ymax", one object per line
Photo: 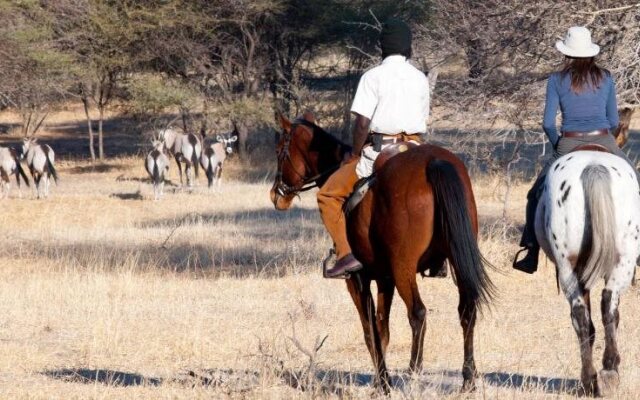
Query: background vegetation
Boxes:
[{"xmin": 0, "ymin": 0, "xmax": 637, "ymax": 161}]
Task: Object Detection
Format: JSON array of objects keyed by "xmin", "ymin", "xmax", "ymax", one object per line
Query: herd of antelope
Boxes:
[
  {"xmin": 0, "ymin": 127, "xmax": 238, "ymax": 201},
  {"xmin": 145, "ymin": 127, "xmax": 239, "ymax": 200}
]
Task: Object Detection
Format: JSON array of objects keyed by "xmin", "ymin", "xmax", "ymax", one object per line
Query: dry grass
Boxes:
[{"xmin": 1, "ymin": 150, "xmax": 640, "ymax": 399}]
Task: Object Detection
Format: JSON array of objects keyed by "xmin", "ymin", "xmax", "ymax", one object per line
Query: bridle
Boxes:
[{"xmin": 273, "ymin": 122, "xmax": 340, "ymax": 197}]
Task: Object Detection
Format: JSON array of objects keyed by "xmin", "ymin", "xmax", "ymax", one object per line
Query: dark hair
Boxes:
[
  {"xmin": 561, "ymin": 57, "xmax": 607, "ymax": 93},
  {"xmin": 380, "ymin": 18, "xmax": 412, "ymax": 59}
]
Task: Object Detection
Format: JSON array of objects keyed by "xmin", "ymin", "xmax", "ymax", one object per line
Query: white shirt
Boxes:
[{"xmin": 350, "ymin": 55, "xmax": 430, "ymax": 134}]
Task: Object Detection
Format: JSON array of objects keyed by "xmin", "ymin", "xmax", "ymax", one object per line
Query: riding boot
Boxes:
[
  {"xmin": 513, "ymin": 183, "xmax": 541, "ymax": 274},
  {"xmin": 317, "ymin": 159, "xmax": 363, "ymax": 278}
]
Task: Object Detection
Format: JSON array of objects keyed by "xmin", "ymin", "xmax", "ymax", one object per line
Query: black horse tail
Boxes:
[
  {"xmin": 189, "ymin": 134, "xmax": 200, "ymax": 178},
  {"xmin": 427, "ymin": 159, "xmax": 494, "ymax": 310},
  {"xmin": 45, "ymin": 146, "xmax": 58, "ymax": 184},
  {"xmin": 15, "ymin": 158, "xmax": 30, "ymax": 187}
]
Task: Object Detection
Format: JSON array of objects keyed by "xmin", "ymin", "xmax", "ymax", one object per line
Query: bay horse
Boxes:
[
  {"xmin": 535, "ymin": 150, "xmax": 640, "ymax": 396},
  {"xmin": 270, "ymin": 114, "xmax": 494, "ymax": 392}
]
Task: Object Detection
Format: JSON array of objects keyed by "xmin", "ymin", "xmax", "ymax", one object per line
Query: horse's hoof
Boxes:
[
  {"xmin": 597, "ymin": 370, "xmax": 619, "ymax": 397},
  {"xmin": 373, "ymin": 376, "xmax": 391, "ymax": 395},
  {"xmin": 580, "ymin": 374, "xmax": 599, "ymax": 397},
  {"xmin": 461, "ymin": 378, "xmax": 476, "ymax": 393}
]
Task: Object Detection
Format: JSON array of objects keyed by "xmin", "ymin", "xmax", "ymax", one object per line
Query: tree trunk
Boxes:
[
  {"xmin": 82, "ymin": 96, "xmax": 96, "ymax": 161},
  {"xmin": 199, "ymin": 99, "xmax": 209, "ymax": 139},
  {"xmin": 98, "ymin": 104, "xmax": 105, "ymax": 160},
  {"xmin": 181, "ymin": 107, "xmax": 190, "ymax": 133},
  {"xmin": 465, "ymin": 38, "xmax": 486, "ymax": 80},
  {"xmin": 236, "ymin": 122, "xmax": 249, "ymax": 158}
]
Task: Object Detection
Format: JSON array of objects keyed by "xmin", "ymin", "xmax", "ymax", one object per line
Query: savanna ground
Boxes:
[{"xmin": 1, "ymin": 108, "xmax": 640, "ymax": 399}]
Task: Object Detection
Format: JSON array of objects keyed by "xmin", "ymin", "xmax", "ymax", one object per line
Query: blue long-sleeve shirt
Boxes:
[{"xmin": 542, "ymin": 71, "xmax": 619, "ymax": 146}]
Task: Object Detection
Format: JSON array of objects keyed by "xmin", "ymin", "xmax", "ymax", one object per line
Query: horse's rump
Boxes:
[
  {"xmin": 351, "ymin": 144, "xmax": 493, "ymax": 305},
  {"xmin": 538, "ymin": 151, "xmax": 639, "ymax": 290}
]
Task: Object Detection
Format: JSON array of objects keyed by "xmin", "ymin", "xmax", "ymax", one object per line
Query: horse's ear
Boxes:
[{"xmin": 278, "ymin": 113, "xmax": 291, "ymax": 133}]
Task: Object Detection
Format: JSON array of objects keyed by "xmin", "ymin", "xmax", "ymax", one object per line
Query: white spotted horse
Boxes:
[{"xmin": 535, "ymin": 148, "xmax": 640, "ymax": 396}]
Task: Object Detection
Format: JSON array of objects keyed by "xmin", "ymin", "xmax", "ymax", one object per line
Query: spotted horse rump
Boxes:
[{"xmin": 534, "ymin": 150, "xmax": 640, "ymax": 396}]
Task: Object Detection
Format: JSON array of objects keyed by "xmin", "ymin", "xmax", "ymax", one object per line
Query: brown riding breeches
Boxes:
[{"xmin": 316, "ymin": 158, "xmax": 359, "ymax": 259}]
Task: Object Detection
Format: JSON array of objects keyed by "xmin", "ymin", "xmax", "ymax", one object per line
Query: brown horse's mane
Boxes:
[{"xmin": 292, "ymin": 119, "xmax": 352, "ymax": 155}]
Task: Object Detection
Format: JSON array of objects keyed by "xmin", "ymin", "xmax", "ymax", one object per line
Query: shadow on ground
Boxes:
[
  {"xmin": 66, "ymin": 163, "xmax": 128, "ymax": 175},
  {"xmin": 2, "ymin": 207, "xmax": 324, "ymax": 277},
  {"xmin": 44, "ymin": 369, "xmax": 162, "ymax": 387},
  {"xmin": 42, "ymin": 367, "xmax": 581, "ymax": 396},
  {"xmin": 483, "ymin": 371, "xmax": 580, "ymax": 395}
]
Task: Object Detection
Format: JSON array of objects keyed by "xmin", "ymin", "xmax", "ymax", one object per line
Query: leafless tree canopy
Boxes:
[{"xmin": 0, "ymin": 0, "xmax": 637, "ymax": 159}]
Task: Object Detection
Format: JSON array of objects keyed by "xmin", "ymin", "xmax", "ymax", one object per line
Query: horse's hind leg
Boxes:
[
  {"xmin": 375, "ymin": 278, "xmax": 394, "ymax": 355},
  {"xmin": 457, "ymin": 282, "xmax": 478, "ymax": 391},
  {"xmin": 345, "ymin": 276, "xmax": 390, "ymax": 393},
  {"xmin": 393, "ymin": 273, "xmax": 426, "ymax": 373},
  {"xmin": 598, "ymin": 256, "xmax": 634, "ymax": 395},
  {"xmin": 569, "ymin": 287, "xmax": 598, "ymax": 395}
]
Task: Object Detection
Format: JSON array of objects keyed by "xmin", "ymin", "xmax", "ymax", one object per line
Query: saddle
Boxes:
[
  {"xmin": 569, "ymin": 143, "xmax": 611, "ymax": 153},
  {"xmin": 344, "ymin": 142, "xmax": 420, "ymax": 215}
]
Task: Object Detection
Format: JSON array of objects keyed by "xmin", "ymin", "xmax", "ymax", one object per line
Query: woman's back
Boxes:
[{"xmin": 551, "ymin": 71, "xmax": 616, "ymax": 133}]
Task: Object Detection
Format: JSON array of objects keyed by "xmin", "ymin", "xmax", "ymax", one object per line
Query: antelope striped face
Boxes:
[{"xmin": 216, "ymin": 133, "xmax": 238, "ymax": 154}]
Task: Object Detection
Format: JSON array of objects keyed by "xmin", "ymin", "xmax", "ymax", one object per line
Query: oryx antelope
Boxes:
[
  {"xmin": 21, "ymin": 138, "xmax": 57, "ymax": 199},
  {"xmin": 145, "ymin": 139, "xmax": 170, "ymax": 200},
  {"xmin": 0, "ymin": 146, "xmax": 30, "ymax": 198},
  {"xmin": 158, "ymin": 128, "xmax": 201, "ymax": 188},
  {"xmin": 200, "ymin": 132, "xmax": 238, "ymax": 189}
]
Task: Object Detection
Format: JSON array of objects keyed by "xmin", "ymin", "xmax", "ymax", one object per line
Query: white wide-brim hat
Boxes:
[{"xmin": 555, "ymin": 26, "xmax": 600, "ymax": 58}]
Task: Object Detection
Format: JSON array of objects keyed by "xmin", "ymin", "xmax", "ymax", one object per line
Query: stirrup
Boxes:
[
  {"xmin": 322, "ymin": 248, "xmax": 352, "ymax": 279},
  {"xmin": 322, "ymin": 248, "xmax": 336, "ymax": 278}
]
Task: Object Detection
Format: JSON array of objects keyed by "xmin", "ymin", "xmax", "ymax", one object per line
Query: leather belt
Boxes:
[
  {"xmin": 370, "ymin": 132, "xmax": 423, "ymax": 145},
  {"xmin": 562, "ymin": 129, "xmax": 608, "ymax": 138}
]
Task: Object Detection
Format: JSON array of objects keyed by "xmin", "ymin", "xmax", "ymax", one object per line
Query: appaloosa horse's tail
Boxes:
[
  {"xmin": 579, "ymin": 164, "xmax": 616, "ymax": 290},
  {"xmin": 427, "ymin": 159, "xmax": 494, "ymax": 309}
]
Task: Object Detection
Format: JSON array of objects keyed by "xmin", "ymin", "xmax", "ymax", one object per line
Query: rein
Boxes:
[{"xmin": 274, "ymin": 121, "xmax": 343, "ymax": 197}]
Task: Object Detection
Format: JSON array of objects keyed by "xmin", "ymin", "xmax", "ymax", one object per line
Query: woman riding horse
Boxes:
[
  {"xmin": 317, "ymin": 18, "xmax": 430, "ymax": 278},
  {"xmin": 513, "ymin": 26, "xmax": 638, "ymax": 273}
]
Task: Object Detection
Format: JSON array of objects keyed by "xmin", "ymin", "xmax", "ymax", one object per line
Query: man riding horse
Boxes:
[{"xmin": 317, "ymin": 18, "xmax": 430, "ymax": 278}]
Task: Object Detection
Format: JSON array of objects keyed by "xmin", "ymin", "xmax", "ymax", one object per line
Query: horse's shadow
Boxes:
[
  {"xmin": 482, "ymin": 371, "xmax": 580, "ymax": 395},
  {"xmin": 42, "ymin": 367, "xmax": 580, "ymax": 396},
  {"xmin": 43, "ymin": 368, "xmax": 162, "ymax": 387}
]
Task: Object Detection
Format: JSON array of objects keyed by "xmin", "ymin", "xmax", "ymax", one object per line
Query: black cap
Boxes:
[{"xmin": 380, "ymin": 18, "xmax": 412, "ymax": 59}]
